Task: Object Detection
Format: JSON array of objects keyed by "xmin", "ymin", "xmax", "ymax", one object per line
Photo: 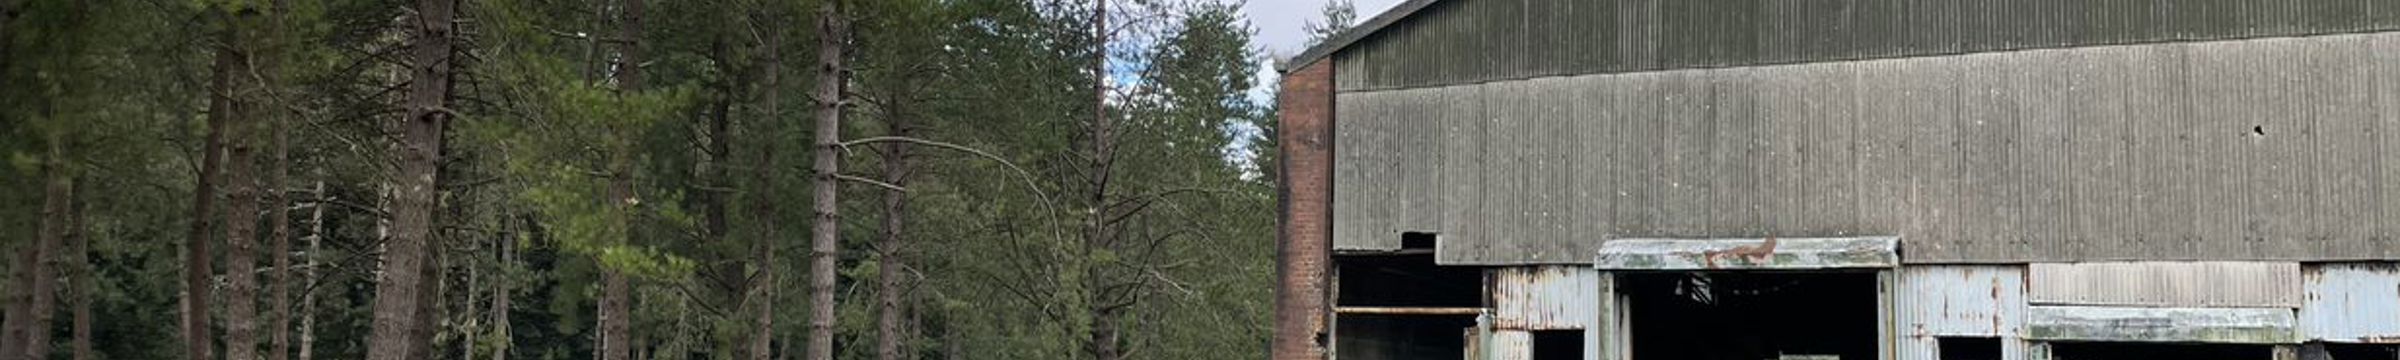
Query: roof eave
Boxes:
[{"xmin": 1277, "ymin": 0, "xmax": 1446, "ymax": 73}]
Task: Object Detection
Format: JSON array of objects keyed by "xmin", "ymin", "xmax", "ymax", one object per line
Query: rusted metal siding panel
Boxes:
[
  {"xmin": 2300, "ymin": 263, "xmax": 2400, "ymax": 343},
  {"xmin": 2025, "ymin": 306, "xmax": 2299, "ymax": 344},
  {"xmin": 1488, "ymin": 266, "xmax": 1596, "ymax": 331},
  {"xmin": 1328, "ymin": 0, "xmax": 2400, "ymax": 91},
  {"xmin": 2027, "ymin": 262, "xmax": 2302, "ymax": 308},
  {"xmin": 1899, "ymin": 266, "xmax": 2028, "ymax": 338},
  {"xmin": 1593, "ymin": 237, "xmax": 1899, "ymax": 270},
  {"xmin": 1325, "ymin": 30, "xmax": 2400, "ymax": 265},
  {"xmin": 1487, "ymin": 330, "xmax": 1530, "ymax": 360}
]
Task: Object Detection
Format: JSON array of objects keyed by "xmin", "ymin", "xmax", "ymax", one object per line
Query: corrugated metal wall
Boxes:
[
  {"xmin": 2027, "ymin": 262, "xmax": 2302, "ymax": 307},
  {"xmin": 1332, "ymin": 0, "xmax": 2400, "ymax": 91},
  {"xmin": 1488, "ymin": 266, "xmax": 1598, "ymax": 331},
  {"xmin": 2300, "ymin": 263, "xmax": 2400, "ymax": 343},
  {"xmin": 1896, "ymin": 266, "xmax": 2029, "ymax": 360},
  {"xmin": 1332, "ymin": 31, "xmax": 2400, "ymax": 264}
]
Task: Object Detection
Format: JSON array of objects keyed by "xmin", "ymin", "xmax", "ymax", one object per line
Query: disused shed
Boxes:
[{"xmin": 1269, "ymin": 0, "xmax": 2400, "ymax": 359}]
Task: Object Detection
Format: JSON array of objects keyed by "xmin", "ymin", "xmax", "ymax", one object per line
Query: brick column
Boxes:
[{"xmin": 1273, "ymin": 60, "xmax": 1335, "ymax": 360}]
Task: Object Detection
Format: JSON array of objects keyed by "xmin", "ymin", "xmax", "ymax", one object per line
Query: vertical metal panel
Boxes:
[
  {"xmin": 1439, "ymin": 84, "xmax": 1489, "ymax": 253},
  {"xmin": 2028, "ymin": 262, "xmax": 2302, "ymax": 307},
  {"xmin": 1333, "ymin": 90, "xmax": 1398, "ymax": 250},
  {"xmin": 1327, "ymin": 30, "xmax": 2400, "ymax": 265},
  {"xmin": 2382, "ymin": 34, "xmax": 2400, "ymax": 261},
  {"xmin": 1489, "ymin": 266, "xmax": 1597, "ymax": 330},
  {"xmin": 1326, "ymin": 0, "xmax": 2400, "ymax": 91},
  {"xmin": 1899, "ymin": 265, "xmax": 2029, "ymax": 337},
  {"xmin": 2300, "ymin": 263, "xmax": 2400, "ymax": 343},
  {"xmin": 1891, "ymin": 266, "xmax": 2033, "ymax": 360},
  {"xmin": 1489, "ymin": 329, "xmax": 1531, "ymax": 360}
]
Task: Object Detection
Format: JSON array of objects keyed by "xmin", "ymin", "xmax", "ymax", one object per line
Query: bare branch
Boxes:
[{"xmin": 833, "ymin": 173, "xmax": 906, "ymax": 192}]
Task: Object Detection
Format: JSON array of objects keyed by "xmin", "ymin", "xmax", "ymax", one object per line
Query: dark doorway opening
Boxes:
[
  {"xmin": 1335, "ymin": 253, "xmax": 1480, "ymax": 307},
  {"xmin": 2049, "ymin": 342, "xmax": 2272, "ymax": 360},
  {"xmin": 1939, "ymin": 337, "xmax": 2003, "ymax": 360},
  {"xmin": 1532, "ymin": 330, "xmax": 1584, "ymax": 360},
  {"xmin": 1330, "ymin": 253, "xmax": 1484, "ymax": 360},
  {"xmin": 1333, "ymin": 314, "xmax": 1475, "ymax": 360},
  {"xmin": 2325, "ymin": 344, "xmax": 2400, "ymax": 360},
  {"xmin": 1618, "ymin": 271, "xmax": 1880, "ymax": 360}
]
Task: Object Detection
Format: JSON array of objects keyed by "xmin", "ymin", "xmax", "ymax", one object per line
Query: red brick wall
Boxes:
[{"xmin": 1273, "ymin": 60, "xmax": 1334, "ymax": 360}]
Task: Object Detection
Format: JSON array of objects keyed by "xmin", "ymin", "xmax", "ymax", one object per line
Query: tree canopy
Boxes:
[{"xmin": 0, "ymin": 0, "xmax": 1281, "ymax": 358}]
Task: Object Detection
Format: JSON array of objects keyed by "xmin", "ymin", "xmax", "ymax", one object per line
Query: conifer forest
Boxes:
[{"xmin": 0, "ymin": 0, "xmax": 1309, "ymax": 358}]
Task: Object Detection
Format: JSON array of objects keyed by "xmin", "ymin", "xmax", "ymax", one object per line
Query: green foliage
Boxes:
[{"xmin": 0, "ymin": 0, "xmax": 1277, "ymax": 358}]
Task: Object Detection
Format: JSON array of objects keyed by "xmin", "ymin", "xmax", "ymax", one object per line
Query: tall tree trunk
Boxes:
[
  {"xmin": 805, "ymin": 0, "xmax": 848, "ymax": 358},
  {"xmin": 70, "ymin": 176, "xmax": 91, "ymax": 360},
  {"xmin": 223, "ymin": 33, "xmax": 263, "ymax": 359},
  {"xmin": 747, "ymin": 11, "xmax": 784, "ymax": 360},
  {"xmin": 599, "ymin": 0, "xmax": 645, "ymax": 358},
  {"xmin": 297, "ymin": 180, "xmax": 324, "ymax": 360},
  {"xmin": 874, "ymin": 99, "xmax": 912, "ymax": 360},
  {"xmin": 488, "ymin": 217, "xmax": 514, "ymax": 360},
  {"xmin": 223, "ymin": 99, "xmax": 260, "ymax": 360},
  {"xmin": 265, "ymin": 6, "xmax": 296, "ymax": 359},
  {"xmin": 362, "ymin": 0, "xmax": 456, "ymax": 354},
  {"xmin": 12, "ymin": 138, "xmax": 72, "ymax": 360},
  {"xmin": 265, "ymin": 104, "xmax": 293, "ymax": 360},
  {"xmin": 184, "ymin": 18, "xmax": 242, "ymax": 360},
  {"xmin": 1084, "ymin": 0, "xmax": 1122, "ymax": 358}
]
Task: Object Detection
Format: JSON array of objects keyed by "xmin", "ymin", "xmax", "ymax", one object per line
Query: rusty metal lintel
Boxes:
[{"xmin": 1335, "ymin": 306, "xmax": 1487, "ymax": 315}]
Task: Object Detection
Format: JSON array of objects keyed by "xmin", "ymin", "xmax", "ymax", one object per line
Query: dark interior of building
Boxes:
[
  {"xmin": 1620, "ymin": 271, "xmax": 1880, "ymax": 360},
  {"xmin": 1331, "ymin": 253, "xmax": 1483, "ymax": 359},
  {"xmin": 1334, "ymin": 253, "xmax": 1480, "ymax": 307},
  {"xmin": 1938, "ymin": 337, "xmax": 2003, "ymax": 360},
  {"xmin": 1531, "ymin": 330, "xmax": 1584, "ymax": 360},
  {"xmin": 2324, "ymin": 344, "xmax": 2400, "ymax": 360},
  {"xmin": 2049, "ymin": 342, "xmax": 2271, "ymax": 360},
  {"xmin": 1333, "ymin": 314, "xmax": 1477, "ymax": 360}
]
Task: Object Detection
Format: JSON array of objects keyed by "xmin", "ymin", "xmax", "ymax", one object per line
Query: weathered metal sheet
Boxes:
[
  {"xmin": 1592, "ymin": 237, "xmax": 1898, "ymax": 270},
  {"xmin": 2027, "ymin": 262, "xmax": 2302, "ymax": 308},
  {"xmin": 1488, "ymin": 266, "xmax": 1597, "ymax": 331},
  {"xmin": 1899, "ymin": 266, "xmax": 2028, "ymax": 337},
  {"xmin": 1325, "ymin": 0, "xmax": 2400, "ymax": 91},
  {"xmin": 1330, "ymin": 30, "xmax": 2400, "ymax": 265},
  {"xmin": 2025, "ymin": 306, "xmax": 2298, "ymax": 344},
  {"xmin": 1487, "ymin": 330, "xmax": 1530, "ymax": 360},
  {"xmin": 2301, "ymin": 263, "xmax": 2400, "ymax": 343}
]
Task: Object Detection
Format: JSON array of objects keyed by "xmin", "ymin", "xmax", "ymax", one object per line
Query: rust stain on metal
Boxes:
[
  {"xmin": 1490, "ymin": 266, "xmax": 1597, "ymax": 331},
  {"xmin": 1701, "ymin": 236, "xmax": 1777, "ymax": 268}
]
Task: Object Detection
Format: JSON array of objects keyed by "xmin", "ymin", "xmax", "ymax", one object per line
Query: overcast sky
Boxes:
[
  {"xmin": 1234, "ymin": 0, "xmax": 1402, "ymax": 105},
  {"xmin": 1220, "ymin": 0, "xmax": 1404, "ymax": 169},
  {"xmin": 1240, "ymin": 0, "xmax": 1406, "ymax": 60}
]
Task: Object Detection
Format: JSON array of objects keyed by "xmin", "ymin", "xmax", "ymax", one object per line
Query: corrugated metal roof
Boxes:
[
  {"xmin": 1315, "ymin": 0, "xmax": 2400, "ymax": 90},
  {"xmin": 2301, "ymin": 263, "xmax": 2400, "ymax": 343}
]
